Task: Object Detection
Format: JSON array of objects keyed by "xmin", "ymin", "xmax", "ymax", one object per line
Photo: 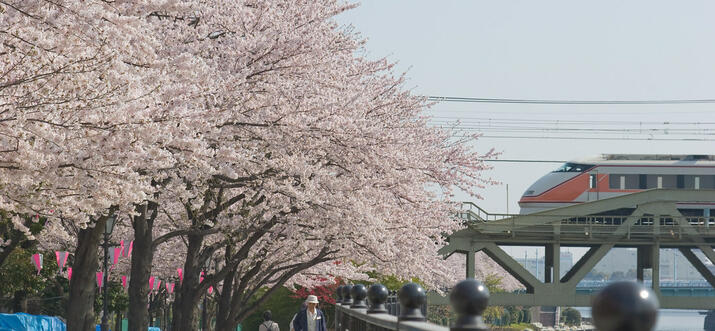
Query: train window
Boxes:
[
  {"xmin": 703, "ymin": 176, "xmax": 715, "ymax": 189},
  {"xmin": 677, "ymin": 175, "xmax": 684, "ymax": 189},
  {"xmin": 554, "ymin": 163, "xmax": 594, "ymax": 172},
  {"xmin": 609, "ymin": 174, "xmax": 640, "ymax": 189},
  {"xmin": 684, "ymin": 175, "xmax": 699, "ymax": 189},
  {"xmin": 661, "ymin": 175, "xmax": 677, "ymax": 188},
  {"xmin": 638, "ymin": 174, "xmax": 647, "ymax": 189}
]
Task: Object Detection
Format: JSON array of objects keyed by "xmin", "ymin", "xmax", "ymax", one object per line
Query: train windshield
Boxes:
[{"xmin": 553, "ymin": 162, "xmax": 594, "ymax": 172}]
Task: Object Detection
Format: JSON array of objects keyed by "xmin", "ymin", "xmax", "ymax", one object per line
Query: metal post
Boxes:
[
  {"xmin": 101, "ymin": 231, "xmax": 109, "ymax": 331},
  {"xmin": 201, "ymin": 264, "xmax": 208, "ymax": 331}
]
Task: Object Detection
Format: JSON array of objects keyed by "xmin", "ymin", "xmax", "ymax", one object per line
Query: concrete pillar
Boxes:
[
  {"xmin": 466, "ymin": 249, "xmax": 475, "ymax": 279},
  {"xmin": 652, "ymin": 244, "xmax": 660, "ymax": 294},
  {"xmin": 637, "ymin": 246, "xmax": 653, "ymax": 282},
  {"xmin": 545, "ymin": 244, "xmax": 560, "ymax": 283}
]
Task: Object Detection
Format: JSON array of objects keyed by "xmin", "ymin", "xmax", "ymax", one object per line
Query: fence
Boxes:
[{"xmin": 334, "ymin": 279, "xmax": 660, "ymax": 331}]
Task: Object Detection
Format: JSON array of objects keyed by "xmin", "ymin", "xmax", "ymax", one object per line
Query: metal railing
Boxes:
[{"xmin": 335, "ymin": 279, "xmax": 663, "ymax": 331}]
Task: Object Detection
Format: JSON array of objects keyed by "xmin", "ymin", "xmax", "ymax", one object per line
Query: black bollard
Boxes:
[
  {"xmin": 398, "ymin": 282, "xmax": 426, "ymax": 321},
  {"xmin": 449, "ymin": 279, "xmax": 489, "ymax": 331},
  {"xmin": 336, "ymin": 285, "xmax": 344, "ymax": 305},
  {"xmin": 351, "ymin": 284, "xmax": 368, "ymax": 309},
  {"xmin": 342, "ymin": 284, "xmax": 354, "ymax": 305},
  {"xmin": 592, "ymin": 281, "xmax": 659, "ymax": 331},
  {"xmin": 367, "ymin": 284, "xmax": 389, "ymax": 314}
]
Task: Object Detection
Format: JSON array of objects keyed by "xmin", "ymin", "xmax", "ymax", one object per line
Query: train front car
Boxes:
[
  {"xmin": 518, "ymin": 160, "xmax": 596, "ymax": 214},
  {"xmin": 518, "ymin": 154, "xmax": 715, "ymax": 215}
]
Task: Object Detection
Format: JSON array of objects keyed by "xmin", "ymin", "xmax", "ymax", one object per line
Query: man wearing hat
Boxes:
[{"xmin": 292, "ymin": 295, "xmax": 327, "ymax": 331}]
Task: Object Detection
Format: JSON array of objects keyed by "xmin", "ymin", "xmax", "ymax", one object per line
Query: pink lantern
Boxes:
[
  {"xmin": 208, "ymin": 286, "xmax": 213, "ymax": 294},
  {"xmin": 67, "ymin": 267, "xmax": 73, "ymax": 281},
  {"xmin": 122, "ymin": 275, "xmax": 128, "ymax": 290},
  {"xmin": 109, "ymin": 247, "xmax": 122, "ymax": 270},
  {"xmin": 177, "ymin": 268, "xmax": 183, "ymax": 284},
  {"xmin": 200, "ymin": 271, "xmax": 204, "ymax": 283},
  {"xmin": 54, "ymin": 251, "xmax": 69, "ymax": 272},
  {"xmin": 31, "ymin": 253, "xmax": 42, "ymax": 275},
  {"xmin": 96, "ymin": 271, "xmax": 103, "ymax": 288},
  {"xmin": 122, "ymin": 241, "xmax": 133, "ymax": 257}
]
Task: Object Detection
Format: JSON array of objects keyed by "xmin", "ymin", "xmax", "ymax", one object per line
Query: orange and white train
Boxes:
[{"xmin": 518, "ymin": 154, "xmax": 715, "ymax": 215}]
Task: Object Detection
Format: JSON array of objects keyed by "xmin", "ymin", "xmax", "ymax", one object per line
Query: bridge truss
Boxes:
[{"xmin": 435, "ymin": 189, "xmax": 715, "ymax": 309}]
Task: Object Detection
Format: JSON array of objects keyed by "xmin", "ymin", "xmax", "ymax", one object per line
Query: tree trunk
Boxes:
[
  {"xmin": 214, "ymin": 251, "xmax": 236, "ymax": 331},
  {"xmin": 67, "ymin": 218, "xmax": 105, "ymax": 331},
  {"xmin": 171, "ymin": 233, "xmax": 204, "ymax": 331},
  {"xmin": 128, "ymin": 204, "xmax": 154, "ymax": 331}
]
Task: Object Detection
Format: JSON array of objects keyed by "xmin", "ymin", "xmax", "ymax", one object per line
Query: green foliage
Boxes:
[
  {"xmin": 561, "ymin": 307, "xmax": 581, "ymax": 326},
  {"xmin": 241, "ymin": 287, "xmax": 304, "ymax": 331},
  {"xmin": 363, "ymin": 271, "xmax": 425, "ymax": 290},
  {"xmin": 93, "ymin": 282, "xmax": 129, "ymax": 316},
  {"xmin": 0, "ymin": 248, "xmax": 69, "ymax": 316}
]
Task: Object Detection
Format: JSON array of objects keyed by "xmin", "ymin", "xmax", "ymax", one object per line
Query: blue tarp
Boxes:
[
  {"xmin": 95, "ymin": 325, "xmax": 160, "ymax": 331},
  {"xmin": 0, "ymin": 312, "xmax": 66, "ymax": 331}
]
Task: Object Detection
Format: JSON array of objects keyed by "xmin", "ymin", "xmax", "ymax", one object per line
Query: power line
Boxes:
[
  {"xmin": 428, "ymin": 96, "xmax": 715, "ymax": 104},
  {"xmin": 466, "ymin": 135, "xmax": 715, "ymax": 141},
  {"xmin": 485, "ymin": 159, "xmax": 565, "ymax": 163},
  {"xmin": 429, "ymin": 116, "xmax": 715, "ymax": 126}
]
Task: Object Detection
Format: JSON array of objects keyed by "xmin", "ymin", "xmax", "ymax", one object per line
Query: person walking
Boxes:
[
  {"xmin": 292, "ymin": 296, "xmax": 326, "ymax": 331},
  {"xmin": 290, "ymin": 302, "xmax": 307, "ymax": 331},
  {"xmin": 259, "ymin": 310, "xmax": 279, "ymax": 331}
]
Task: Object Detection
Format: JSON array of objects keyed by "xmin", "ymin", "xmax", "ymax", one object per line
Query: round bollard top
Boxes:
[
  {"xmin": 592, "ymin": 281, "xmax": 659, "ymax": 331},
  {"xmin": 351, "ymin": 284, "xmax": 368, "ymax": 301},
  {"xmin": 450, "ymin": 278, "xmax": 490, "ymax": 317},
  {"xmin": 342, "ymin": 284, "xmax": 353, "ymax": 298},
  {"xmin": 367, "ymin": 284, "xmax": 389, "ymax": 305},
  {"xmin": 336, "ymin": 285, "xmax": 344, "ymax": 300},
  {"xmin": 398, "ymin": 283, "xmax": 426, "ymax": 309}
]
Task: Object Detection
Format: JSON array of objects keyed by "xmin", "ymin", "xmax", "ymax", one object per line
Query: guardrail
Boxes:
[{"xmin": 335, "ymin": 279, "xmax": 660, "ymax": 331}]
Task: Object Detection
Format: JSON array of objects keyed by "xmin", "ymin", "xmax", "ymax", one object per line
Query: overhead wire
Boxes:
[{"xmin": 427, "ymin": 96, "xmax": 715, "ymax": 104}]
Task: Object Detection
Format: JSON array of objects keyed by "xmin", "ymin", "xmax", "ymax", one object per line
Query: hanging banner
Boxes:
[
  {"xmin": 177, "ymin": 268, "xmax": 183, "ymax": 284},
  {"xmin": 166, "ymin": 283, "xmax": 174, "ymax": 294},
  {"xmin": 96, "ymin": 271, "xmax": 103, "ymax": 288},
  {"xmin": 31, "ymin": 253, "xmax": 42, "ymax": 275},
  {"xmin": 122, "ymin": 241, "xmax": 133, "ymax": 257},
  {"xmin": 149, "ymin": 276, "xmax": 155, "ymax": 291},
  {"xmin": 200, "ymin": 271, "xmax": 204, "ymax": 283},
  {"xmin": 109, "ymin": 247, "xmax": 122, "ymax": 270},
  {"xmin": 54, "ymin": 251, "xmax": 69, "ymax": 272},
  {"xmin": 67, "ymin": 267, "xmax": 72, "ymax": 281},
  {"xmin": 208, "ymin": 286, "xmax": 213, "ymax": 295},
  {"xmin": 155, "ymin": 279, "xmax": 162, "ymax": 291},
  {"xmin": 121, "ymin": 275, "xmax": 128, "ymax": 290}
]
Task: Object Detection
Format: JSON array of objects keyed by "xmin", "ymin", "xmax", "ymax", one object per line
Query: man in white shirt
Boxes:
[{"xmin": 292, "ymin": 296, "xmax": 326, "ymax": 331}]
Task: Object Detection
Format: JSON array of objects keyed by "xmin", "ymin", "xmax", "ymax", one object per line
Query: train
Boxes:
[{"xmin": 518, "ymin": 154, "xmax": 715, "ymax": 214}]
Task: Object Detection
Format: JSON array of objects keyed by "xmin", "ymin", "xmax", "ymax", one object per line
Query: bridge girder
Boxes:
[{"xmin": 439, "ymin": 189, "xmax": 715, "ymax": 309}]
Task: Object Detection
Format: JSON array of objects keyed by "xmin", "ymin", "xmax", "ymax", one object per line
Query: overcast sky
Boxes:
[{"xmin": 337, "ymin": 0, "xmax": 715, "ymax": 214}]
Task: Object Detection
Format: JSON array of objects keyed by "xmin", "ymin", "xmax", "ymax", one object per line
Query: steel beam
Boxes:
[
  {"xmin": 481, "ymin": 243, "xmax": 543, "ymax": 293},
  {"xmin": 679, "ymin": 247, "xmax": 715, "ymax": 288}
]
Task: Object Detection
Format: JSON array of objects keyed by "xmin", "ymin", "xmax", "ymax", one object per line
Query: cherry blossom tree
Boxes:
[
  {"xmin": 1, "ymin": 1, "xmax": 175, "ymax": 328},
  {"xmin": 3, "ymin": 2, "xmax": 501, "ymax": 331}
]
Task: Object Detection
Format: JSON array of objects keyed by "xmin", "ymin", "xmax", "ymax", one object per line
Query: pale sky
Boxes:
[{"xmin": 337, "ymin": 0, "xmax": 715, "ymax": 214}]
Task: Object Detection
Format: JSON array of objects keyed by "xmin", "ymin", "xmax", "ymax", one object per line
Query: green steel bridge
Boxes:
[{"xmin": 433, "ymin": 189, "xmax": 715, "ymax": 310}]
